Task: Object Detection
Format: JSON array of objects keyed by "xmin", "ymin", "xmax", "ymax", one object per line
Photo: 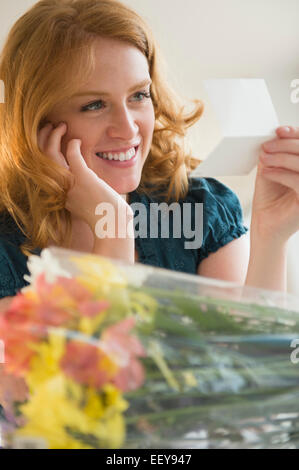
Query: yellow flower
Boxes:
[
  {"xmin": 70, "ymin": 254, "xmax": 127, "ymax": 295},
  {"xmin": 83, "ymin": 384, "xmax": 128, "ymax": 448},
  {"xmin": 17, "ymin": 374, "xmax": 91, "ymax": 449},
  {"xmin": 26, "ymin": 331, "xmax": 66, "ymax": 389},
  {"xmin": 91, "ymin": 411, "xmax": 126, "ymax": 449},
  {"xmin": 18, "ymin": 331, "xmax": 128, "ymax": 449},
  {"xmin": 17, "ymin": 376, "xmax": 127, "ymax": 449},
  {"xmin": 71, "ymin": 254, "xmax": 135, "ymax": 326},
  {"xmin": 78, "ymin": 314, "xmax": 107, "ymax": 336},
  {"xmin": 84, "ymin": 384, "xmax": 128, "ymax": 420}
]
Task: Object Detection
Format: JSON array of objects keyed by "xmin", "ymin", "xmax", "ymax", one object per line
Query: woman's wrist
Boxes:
[
  {"xmin": 85, "ymin": 199, "xmax": 133, "ymax": 232},
  {"xmin": 250, "ymin": 213, "xmax": 290, "ymax": 246},
  {"xmin": 245, "ymin": 233, "xmax": 288, "ymax": 292},
  {"xmin": 90, "ymin": 202, "xmax": 135, "ymax": 264},
  {"xmin": 92, "ymin": 235, "xmax": 135, "ymax": 264}
]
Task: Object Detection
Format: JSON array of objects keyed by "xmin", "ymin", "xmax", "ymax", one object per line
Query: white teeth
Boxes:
[{"xmin": 97, "ymin": 147, "xmax": 137, "ymax": 161}]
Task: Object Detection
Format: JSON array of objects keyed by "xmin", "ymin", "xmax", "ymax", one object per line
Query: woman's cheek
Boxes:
[{"xmin": 60, "ymin": 124, "xmax": 85, "ymax": 154}]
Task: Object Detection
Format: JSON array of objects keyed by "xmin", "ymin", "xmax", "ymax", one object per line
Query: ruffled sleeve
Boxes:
[
  {"xmin": 0, "ymin": 252, "xmax": 24, "ymax": 298},
  {"xmin": 187, "ymin": 177, "xmax": 249, "ymax": 263},
  {"xmin": 0, "ymin": 214, "xmax": 30, "ymax": 298}
]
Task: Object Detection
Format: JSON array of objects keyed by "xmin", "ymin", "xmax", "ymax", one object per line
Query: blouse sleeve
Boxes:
[
  {"xmin": 0, "ymin": 255, "xmax": 20, "ymax": 298},
  {"xmin": 188, "ymin": 177, "xmax": 249, "ymax": 263},
  {"xmin": 0, "ymin": 239, "xmax": 28, "ymax": 299}
]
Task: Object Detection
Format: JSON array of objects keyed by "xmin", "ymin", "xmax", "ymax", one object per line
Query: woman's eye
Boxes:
[
  {"xmin": 81, "ymin": 100, "xmax": 104, "ymax": 112},
  {"xmin": 132, "ymin": 91, "xmax": 152, "ymax": 102},
  {"xmin": 80, "ymin": 91, "xmax": 151, "ymax": 112}
]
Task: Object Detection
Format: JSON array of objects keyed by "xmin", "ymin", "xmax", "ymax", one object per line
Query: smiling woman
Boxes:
[
  {"xmin": 44, "ymin": 36, "xmax": 156, "ymax": 196},
  {"xmin": 0, "ymin": 0, "xmax": 206, "ymax": 296},
  {"xmin": 0, "ymin": 0, "xmax": 298, "ymax": 301},
  {"xmin": 0, "ymin": 0, "xmax": 203, "ymax": 265}
]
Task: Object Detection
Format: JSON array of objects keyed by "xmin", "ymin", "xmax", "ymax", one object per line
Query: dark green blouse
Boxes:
[{"xmin": 0, "ymin": 177, "xmax": 248, "ymax": 299}]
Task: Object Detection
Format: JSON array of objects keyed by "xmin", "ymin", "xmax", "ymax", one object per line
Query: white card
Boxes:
[{"xmin": 190, "ymin": 79, "xmax": 280, "ymax": 177}]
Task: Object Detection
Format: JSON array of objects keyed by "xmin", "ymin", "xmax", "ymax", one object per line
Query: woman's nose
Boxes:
[{"xmin": 107, "ymin": 106, "xmax": 139, "ymax": 139}]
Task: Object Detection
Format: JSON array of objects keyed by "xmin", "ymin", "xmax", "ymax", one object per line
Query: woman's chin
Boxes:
[
  {"xmin": 99, "ymin": 176, "xmax": 141, "ymax": 197},
  {"xmin": 116, "ymin": 183, "xmax": 140, "ymax": 196}
]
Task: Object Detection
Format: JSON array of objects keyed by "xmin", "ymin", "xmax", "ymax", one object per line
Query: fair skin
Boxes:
[
  {"xmin": 37, "ymin": 39, "xmax": 299, "ymax": 292},
  {"xmin": 41, "ymin": 37, "xmax": 155, "ymax": 263},
  {"xmin": 199, "ymin": 126, "xmax": 299, "ymax": 291},
  {"xmin": 1, "ymin": 41, "xmax": 299, "ymax": 313}
]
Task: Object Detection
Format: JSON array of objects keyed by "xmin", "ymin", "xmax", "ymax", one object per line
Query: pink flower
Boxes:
[
  {"xmin": 101, "ymin": 317, "xmax": 146, "ymax": 392},
  {"xmin": 112, "ymin": 357, "xmax": 145, "ymax": 392},
  {"xmin": 60, "ymin": 341, "xmax": 116, "ymax": 389},
  {"xmin": 34, "ymin": 274, "xmax": 109, "ymax": 321},
  {"xmin": 0, "ymin": 274, "xmax": 111, "ymax": 375},
  {"xmin": 5, "ymin": 293, "xmax": 37, "ymax": 319},
  {"xmin": 102, "ymin": 317, "xmax": 146, "ymax": 358},
  {"xmin": 60, "ymin": 319, "xmax": 146, "ymax": 392},
  {"xmin": 38, "ymin": 275, "xmax": 101, "ymax": 309},
  {"xmin": 0, "ymin": 329, "xmax": 39, "ymax": 376},
  {"xmin": 34, "ymin": 274, "xmax": 79, "ymax": 325},
  {"xmin": 0, "ymin": 365, "xmax": 28, "ymax": 423},
  {"xmin": 0, "ymin": 298, "xmax": 45, "ymax": 376},
  {"xmin": 78, "ymin": 300, "xmax": 110, "ymax": 318}
]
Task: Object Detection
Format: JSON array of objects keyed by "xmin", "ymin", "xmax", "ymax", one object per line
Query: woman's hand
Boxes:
[
  {"xmin": 38, "ymin": 121, "xmax": 135, "ymax": 264},
  {"xmin": 37, "ymin": 122, "xmax": 133, "ymax": 232},
  {"xmin": 251, "ymin": 125, "xmax": 299, "ymax": 243}
]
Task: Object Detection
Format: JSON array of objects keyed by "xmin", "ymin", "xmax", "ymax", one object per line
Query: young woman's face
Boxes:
[{"xmin": 46, "ymin": 38, "xmax": 155, "ymax": 195}]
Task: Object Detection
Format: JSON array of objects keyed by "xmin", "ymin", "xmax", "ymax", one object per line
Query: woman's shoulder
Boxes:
[
  {"xmin": 186, "ymin": 176, "xmax": 249, "ymax": 262},
  {"xmin": 186, "ymin": 176, "xmax": 246, "ymax": 217},
  {"xmin": 187, "ymin": 176, "xmax": 240, "ymax": 201},
  {"xmin": 0, "ymin": 245, "xmax": 28, "ymax": 298}
]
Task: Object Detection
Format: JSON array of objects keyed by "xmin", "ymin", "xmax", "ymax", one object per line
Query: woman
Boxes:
[{"xmin": 0, "ymin": 0, "xmax": 298, "ymax": 305}]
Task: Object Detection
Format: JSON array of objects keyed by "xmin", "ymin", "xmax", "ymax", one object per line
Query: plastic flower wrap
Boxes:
[{"xmin": 1, "ymin": 247, "xmax": 299, "ymax": 449}]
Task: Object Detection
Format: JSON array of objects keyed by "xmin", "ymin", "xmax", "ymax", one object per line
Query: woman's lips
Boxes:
[{"xmin": 95, "ymin": 146, "xmax": 139, "ymax": 168}]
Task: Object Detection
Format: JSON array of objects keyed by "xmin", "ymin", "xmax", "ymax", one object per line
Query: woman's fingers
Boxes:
[
  {"xmin": 263, "ymin": 127, "xmax": 299, "ymax": 155},
  {"xmin": 276, "ymin": 126, "xmax": 299, "ymax": 139},
  {"xmin": 38, "ymin": 122, "xmax": 69, "ymax": 169},
  {"xmin": 37, "ymin": 122, "xmax": 53, "ymax": 153},
  {"xmin": 260, "ymin": 151, "xmax": 299, "ymax": 173},
  {"xmin": 65, "ymin": 139, "xmax": 88, "ymax": 174},
  {"xmin": 38, "ymin": 122, "xmax": 90, "ymax": 177},
  {"xmin": 263, "ymin": 167, "xmax": 299, "ymax": 196},
  {"xmin": 262, "ymin": 138, "xmax": 299, "ymax": 155},
  {"xmin": 46, "ymin": 122, "xmax": 69, "ymax": 169}
]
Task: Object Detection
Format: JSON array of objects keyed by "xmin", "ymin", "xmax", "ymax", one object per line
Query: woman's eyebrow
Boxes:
[{"xmin": 73, "ymin": 79, "xmax": 152, "ymax": 98}]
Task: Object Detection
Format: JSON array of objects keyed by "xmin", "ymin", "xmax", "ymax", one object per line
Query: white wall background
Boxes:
[{"xmin": 1, "ymin": 0, "xmax": 299, "ymax": 293}]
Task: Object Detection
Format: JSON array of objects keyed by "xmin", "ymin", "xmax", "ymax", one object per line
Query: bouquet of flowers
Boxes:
[{"xmin": 1, "ymin": 247, "xmax": 299, "ymax": 449}]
